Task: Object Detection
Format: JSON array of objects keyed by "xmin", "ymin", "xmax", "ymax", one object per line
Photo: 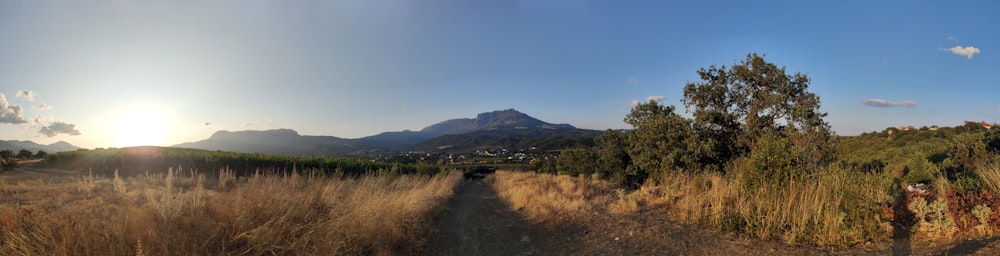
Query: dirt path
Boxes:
[{"xmin": 431, "ymin": 179, "xmax": 554, "ymax": 256}]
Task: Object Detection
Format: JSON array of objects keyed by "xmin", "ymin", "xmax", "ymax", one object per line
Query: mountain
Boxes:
[
  {"xmin": 173, "ymin": 129, "xmax": 383, "ymax": 156},
  {"xmin": 0, "ymin": 140, "xmax": 80, "ymax": 153},
  {"xmin": 419, "ymin": 109, "xmax": 575, "ymax": 136},
  {"xmin": 173, "ymin": 109, "xmax": 597, "ymax": 155}
]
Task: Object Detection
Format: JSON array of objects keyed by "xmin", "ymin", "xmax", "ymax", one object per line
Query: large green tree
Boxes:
[
  {"xmin": 624, "ymin": 101, "xmax": 693, "ymax": 182},
  {"xmin": 683, "ymin": 53, "xmax": 833, "ymax": 171}
]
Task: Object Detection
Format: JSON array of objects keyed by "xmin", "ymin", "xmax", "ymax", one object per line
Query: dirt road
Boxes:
[{"xmin": 431, "ymin": 179, "xmax": 554, "ymax": 256}]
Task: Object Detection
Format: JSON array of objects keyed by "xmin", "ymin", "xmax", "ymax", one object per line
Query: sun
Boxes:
[{"xmin": 114, "ymin": 106, "xmax": 168, "ymax": 147}]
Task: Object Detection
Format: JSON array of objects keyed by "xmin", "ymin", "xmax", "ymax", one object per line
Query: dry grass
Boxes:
[
  {"xmin": 977, "ymin": 161, "xmax": 1000, "ymax": 194},
  {"xmin": 0, "ymin": 167, "xmax": 462, "ymax": 255},
  {"xmin": 492, "ymin": 168, "xmax": 892, "ymax": 246}
]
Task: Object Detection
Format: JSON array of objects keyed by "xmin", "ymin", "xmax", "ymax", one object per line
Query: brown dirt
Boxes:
[{"xmin": 430, "ymin": 176, "xmax": 1000, "ymax": 256}]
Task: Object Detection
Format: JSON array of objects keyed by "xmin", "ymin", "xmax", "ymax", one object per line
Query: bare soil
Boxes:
[{"xmin": 430, "ymin": 177, "xmax": 1000, "ymax": 256}]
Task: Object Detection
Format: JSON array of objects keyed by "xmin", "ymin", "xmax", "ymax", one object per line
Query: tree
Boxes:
[
  {"xmin": 17, "ymin": 149, "xmax": 33, "ymax": 159},
  {"xmin": 596, "ymin": 129, "xmax": 631, "ymax": 183},
  {"xmin": 624, "ymin": 101, "xmax": 694, "ymax": 182},
  {"xmin": 556, "ymin": 149, "xmax": 598, "ymax": 176},
  {"xmin": 682, "ymin": 53, "xmax": 833, "ymax": 172},
  {"xmin": 0, "ymin": 150, "xmax": 12, "ymax": 159},
  {"xmin": 35, "ymin": 150, "xmax": 48, "ymax": 159},
  {"xmin": 986, "ymin": 128, "xmax": 1000, "ymax": 153}
]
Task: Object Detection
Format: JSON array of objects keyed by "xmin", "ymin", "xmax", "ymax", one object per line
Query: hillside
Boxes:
[
  {"xmin": 172, "ymin": 109, "xmax": 594, "ymax": 155},
  {"xmin": 0, "ymin": 140, "xmax": 80, "ymax": 153},
  {"xmin": 414, "ymin": 127, "xmax": 600, "ymax": 152}
]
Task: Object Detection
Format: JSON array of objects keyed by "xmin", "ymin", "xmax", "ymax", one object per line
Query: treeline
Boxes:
[
  {"xmin": 43, "ymin": 147, "xmax": 443, "ymax": 177},
  {"xmin": 535, "ymin": 53, "xmax": 833, "ymax": 189},
  {"xmin": 538, "ymin": 54, "xmax": 1000, "ymax": 193},
  {"xmin": 838, "ymin": 123, "xmax": 1000, "ymax": 193},
  {"xmin": 0, "ymin": 149, "xmax": 48, "ymax": 171}
]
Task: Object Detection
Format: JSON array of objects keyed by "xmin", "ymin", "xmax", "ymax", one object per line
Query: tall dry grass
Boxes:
[
  {"xmin": 0, "ymin": 167, "xmax": 462, "ymax": 255},
  {"xmin": 492, "ymin": 168, "xmax": 892, "ymax": 246}
]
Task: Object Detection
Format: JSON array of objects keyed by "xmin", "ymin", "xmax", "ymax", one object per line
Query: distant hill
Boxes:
[
  {"xmin": 413, "ymin": 127, "xmax": 601, "ymax": 152},
  {"xmin": 419, "ymin": 109, "xmax": 575, "ymax": 136},
  {"xmin": 173, "ymin": 129, "xmax": 380, "ymax": 156},
  {"xmin": 173, "ymin": 109, "xmax": 598, "ymax": 155},
  {"xmin": 0, "ymin": 140, "xmax": 80, "ymax": 153}
]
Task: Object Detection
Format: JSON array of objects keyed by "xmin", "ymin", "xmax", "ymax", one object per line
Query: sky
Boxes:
[{"xmin": 1, "ymin": 0, "xmax": 998, "ymax": 149}]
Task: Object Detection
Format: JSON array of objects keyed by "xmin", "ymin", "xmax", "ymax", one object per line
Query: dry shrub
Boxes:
[
  {"xmin": 0, "ymin": 167, "xmax": 462, "ymax": 255},
  {"xmin": 492, "ymin": 171, "xmax": 614, "ymax": 221},
  {"xmin": 492, "ymin": 167, "xmax": 892, "ymax": 246}
]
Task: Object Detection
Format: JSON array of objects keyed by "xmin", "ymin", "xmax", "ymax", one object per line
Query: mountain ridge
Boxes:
[
  {"xmin": 172, "ymin": 109, "xmax": 594, "ymax": 155},
  {"xmin": 0, "ymin": 140, "xmax": 81, "ymax": 153}
]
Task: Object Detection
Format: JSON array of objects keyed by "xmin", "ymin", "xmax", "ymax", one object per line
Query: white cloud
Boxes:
[
  {"xmin": 628, "ymin": 100, "xmax": 641, "ymax": 108},
  {"xmin": 38, "ymin": 121, "xmax": 81, "ymax": 137},
  {"xmin": 33, "ymin": 114, "xmax": 46, "ymax": 126},
  {"xmin": 0, "ymin": 93, "xmax": 27, "ymax": 124},
  {"xmin": 946, "ymin": 46, "xmax": 981, "ymax": 59},
  {"xmin": 862, "ymin": 98, "xmax": 917, "ymax": 108},
  {"xmin": 15, "ymin": 90, "xmax": 34, "ymax": 101},
  {"xmin": 38, "ymin": 102, "xmax": 51, "ymax": 111},
  {"xmin": 243, "ymin": 121, "xmax": 257, "ymax": 127},
  {"xmin": 628, "ymin": 96, "xmax": 667, "ymax": 108},
  {"xmin": 627, "ymin": 77, "xmax": 639, "ymax": 84}
]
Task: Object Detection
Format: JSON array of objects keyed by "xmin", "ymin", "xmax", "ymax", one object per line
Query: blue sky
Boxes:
[{"xmin": 1, "ymin": 0, "xmax": 998, "ymax": 149}]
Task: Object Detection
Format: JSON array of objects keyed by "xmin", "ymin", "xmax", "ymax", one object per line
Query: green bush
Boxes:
[{"xmin": 904, "ymin": 156, "xmax": 936, "ymax": 185}]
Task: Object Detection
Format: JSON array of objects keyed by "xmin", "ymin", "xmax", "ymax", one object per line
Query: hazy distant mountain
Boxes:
[
  {"xmin": 420, "ymin": 109, "xmax": 575, "ymax": 136},
  {"xmin": 0, "ymin": 140, "xmax": 80, "ymax": 153},
  {"xmin": 173, "ymin": 109, "xmax": 596, "ymax": 155},
  {"xmin": 173, "ymin": 129, "xmax": 380, "ymax": 156}
]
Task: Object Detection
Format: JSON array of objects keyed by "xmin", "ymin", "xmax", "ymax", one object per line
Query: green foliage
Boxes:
[
  {"xmin": 985, "ymin": 128, "xmax": 1000, "ymax": 153},
  {"xmin": 624, "ymin": 101, "xmax": 693, "ymax": 182},
  {"xmin": 595, "ymin": 129, "xmax": 632, "ymax": 185},
  {"xmin": 953, "ymin": 171, "xmax": 986, "ymax": 194},
  {"xmin": 16, "ymin": 149, "xmax": 33, "ymax": 159},
  {"xmin": 0, "ymin": 149, "xmax": 12, "ymax": 159},
  {"xmin": 34, "ymin": 150, "xmax": 48, "ymax": 159},
  {"xmin": 904, "ymin": 155, "xmax": 937, "ymax": 185},
  {"xmin": 740, "ymin": 131, "xmax": 803, "ymax": 190},
  {"xmin": 555, "ymin": 148, "xmax": 598, "ymax": 176},
  {"xmin": 43, "ymin": 147, "xmax": 425, "ymax": 178},
  {"xmin": 973, "ymin": 204, "xmax": 993, "ymax": 234},
  {"xmin": 683, "ymin": 53, "xmax": 833, "ymax": 173}
]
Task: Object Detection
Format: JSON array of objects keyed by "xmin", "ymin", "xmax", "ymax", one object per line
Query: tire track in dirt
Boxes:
[{"xmin": 431, "ymin": 179, "xmax": 554, "ymax": 256}]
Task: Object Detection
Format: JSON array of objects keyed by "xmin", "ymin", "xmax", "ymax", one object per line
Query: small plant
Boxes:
[
  {"xmin": 113, "ymin": 169, "xmax": 126, "ymax": 195},
  {"xmin": 909, "ymin": 196, "xmax": 957, "ymax": 240},
  {"xmin": 909, "ymin": 196, "xmax": 931, "ymax": 221},
  {"xmin": 972, "ymin": 204, "xmax": 993, "ymax": 235}
]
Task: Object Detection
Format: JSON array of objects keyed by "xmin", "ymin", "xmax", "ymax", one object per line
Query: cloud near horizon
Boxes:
[
  {"xmin": 946, "ymin": 45, "xmax": 981, "ymax": 59},
  {"xmin": 863, "ymin": 98, "xmax": 917, "ymax": 108},
  {"xmin": 0, "ymin": 93, "xmax": 27, "ymax": 124},
  {"xmin": 16, "ymin": 90, "xmax": 34, "ymax": 101},
  {"xmin": 628, "ymin": 95, "xmax": 667, "ymax": 108},
  {"xmin": 38, "ymin": 121, "xmax": 81, "ymax": 137}
]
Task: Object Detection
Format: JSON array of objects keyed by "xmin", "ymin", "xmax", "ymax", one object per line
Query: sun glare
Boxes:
[{"xmin": 114, "ymin": 106, "xmax": 168, "ymax": 147}]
